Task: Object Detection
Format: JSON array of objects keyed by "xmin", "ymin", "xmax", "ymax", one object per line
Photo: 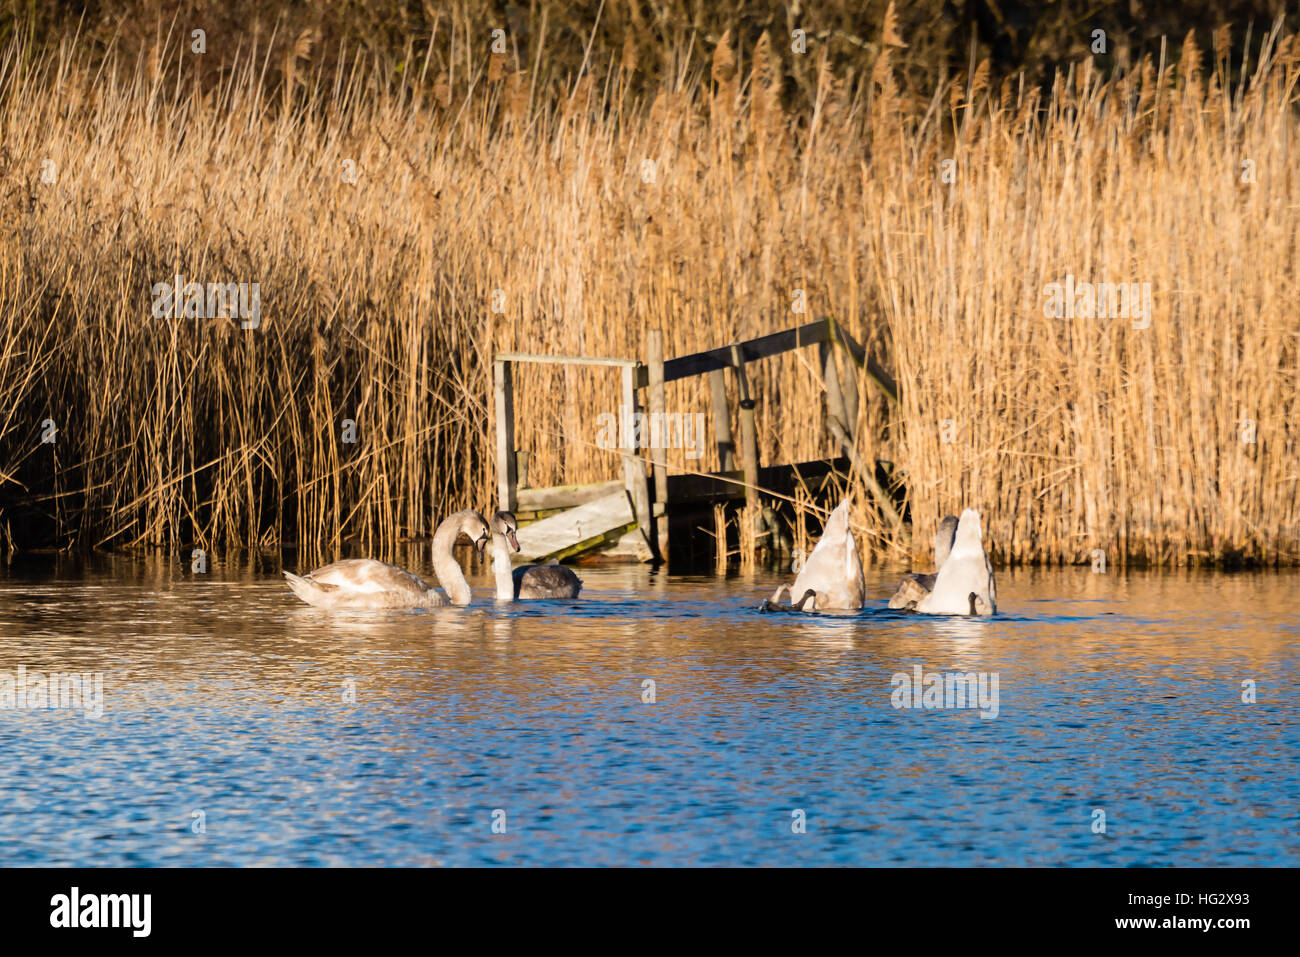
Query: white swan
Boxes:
[
  {"xmin": 283, "ymin": 509, "xmax": 491, "ymax": 609},
  {"xmin": 888, "ymin": 514, "xmax": 959, "ymax": 610},
  {"xmin": 489, "ymin": 510, "xmax": 583, "ymax": 600},
  {"xmin": 763, "ymin": 498, "xmax": 864, "ymax": 612},
  {"xmin": 915, "ymin": 508, "xmax": 997, "ymax": 616}
]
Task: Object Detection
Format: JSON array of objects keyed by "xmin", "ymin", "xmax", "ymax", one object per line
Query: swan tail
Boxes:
[{"xmin": 283, "ymin": 570, "xmax": 337, "ymax": 607}]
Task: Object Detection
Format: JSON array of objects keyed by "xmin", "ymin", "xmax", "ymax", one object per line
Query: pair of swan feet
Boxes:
[
  {"xmin": 284, "ymin": 509, "xmax": 582, "ymax": 610},
  {"xmin": 758, "ymin": 502, "xmax": 997, "ymax": 617}
]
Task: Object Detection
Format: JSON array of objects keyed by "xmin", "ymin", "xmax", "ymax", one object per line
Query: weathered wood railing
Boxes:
[{"xmin": 493, "ymin": 317, "xmax": 901, "ymax": 565}]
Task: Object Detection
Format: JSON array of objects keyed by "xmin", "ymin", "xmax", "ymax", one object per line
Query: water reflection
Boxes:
[{"xmin": 0, "ymin": 554, "xmax": 1296, "ymax": 866}]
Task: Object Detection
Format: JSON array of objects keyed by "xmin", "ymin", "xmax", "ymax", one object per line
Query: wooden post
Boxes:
[
  {"xmin": 820, "ymin": 341, "xmax": 851, "ymax": 438},
  {"xmin": 515, "ymin": 450, "xmax": 530, "ymax": 490},
  {"xmin": 730, "ymin": 345, "xmax": 760, "ymax": 504},
  {"xmin": 709, "ymin": 368, "xmax": 735, "ymax": 471},
  {"xmin": 494, "ymin": 359, "xmax": 517, "ymax": 512},
  {"xmin": 647, "ymin": 329, "xmax": 669, "ymax": 561},
  {"xmin": 622, "ymin": 363, "xmax": 655, "ymax": 558},
  {"xmin": 840, "ymin": 351, "xmax": 859, "ymax": 439}
]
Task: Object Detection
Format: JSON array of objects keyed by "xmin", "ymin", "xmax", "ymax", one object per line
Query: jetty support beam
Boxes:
[
  {"xmin": 647, "ymin": 329, "xmax": 669, "ymax": 558},
  {"xmin": 494, "ymin": 359, "xmax": 517, "ymax": 512}
]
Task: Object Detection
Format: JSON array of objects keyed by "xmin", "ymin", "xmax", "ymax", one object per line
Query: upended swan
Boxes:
[
  {"xmin": 915, "ymin": 508, "xmax": 997, "ymax": 616},
  {"xmin": 762, "ymin": 498, "xmax": 864, "ymax": 612},
  {"xmin": 489, "ymin": 510, "xmax": 583, "ymax": 600},
  {"xmin": 283, "ymin": 509, "xmax": 491, "ymax": 609},
  {"xmin": 888, "ymin": 514, "xmax": 959, "ymax": 610}
]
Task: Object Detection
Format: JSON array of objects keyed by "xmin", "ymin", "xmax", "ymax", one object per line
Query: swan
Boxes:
[
  {"xmin": 283, "ymin": 509, "xmax": 491, "ymax": 609},
  {"xmin": 915, "ymin": 508, "xmax": 997, "ymax": 616},
  {"xmin": 763, "ymin": 498, "xmax": 864, "ymax": 612},
  {"xmin": 489, "ymin": 510, "xmax": 584, "ymax": 600},
  {"xmin": 888, "ymin": 514, "xmax": 959, "ymax": 610}
]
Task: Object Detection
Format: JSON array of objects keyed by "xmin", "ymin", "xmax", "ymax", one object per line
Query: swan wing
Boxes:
[
  {"xmin": 308, "ymin": 559, "xmax": 436, "ymax": 597},
  {"xmin": 888, "ymin": 572, "xmax": 936, "ymax": 610}
]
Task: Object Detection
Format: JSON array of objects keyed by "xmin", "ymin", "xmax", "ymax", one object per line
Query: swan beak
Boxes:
[
  {"xmin": 475, "ymin": 535, "xmax": 488, "ymax": 561},
  {"xmin": 507, "ymin": 529, "xmax": 520, "ymax": 552}
]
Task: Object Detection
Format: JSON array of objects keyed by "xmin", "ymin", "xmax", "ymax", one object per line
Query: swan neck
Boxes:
[
  {"xmin": 433, "ymin": 517, "xmax": 473, "ymax": 605},
  {"xmin": 490, "ymin": 532, "xmax": 515, "ymax": 600}
]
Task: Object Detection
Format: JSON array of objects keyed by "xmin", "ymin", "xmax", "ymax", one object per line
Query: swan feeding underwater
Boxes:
[
  {"xmin": 888, "ymin": 514, "xmax": 959, "ymax": 610},
  {"xmin": 761, "ymin": 498, "xmax": 864, "ymax": 612},
  {"xmin": 914, "ymin": 508, "xmax": 997, "ymax": 616}
]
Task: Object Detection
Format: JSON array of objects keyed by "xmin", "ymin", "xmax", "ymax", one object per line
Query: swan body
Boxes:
[
  {"xmin": 284, "ymin": 560, "xmax": 446, "ymax": 609},
  {"xmin": 284, "ymin": 509, "xmax": 491, "ymax": 609},
  {"xmin": 915, "ymin": 508, "xmax": 996, "ymax": 616},
  {"xmin": 766, "ymin": 499, "xmax": 864, "ymax": 612},
  {"xmin": 490, "ymin": 511, "xmax": 583, "ymax": 600},
  {"xmin": 889, "ymin": 514, "xmax": 959, "ymax": 610}
]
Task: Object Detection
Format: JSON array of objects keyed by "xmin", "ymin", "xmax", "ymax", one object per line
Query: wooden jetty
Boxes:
[{"xmin": 493, "ymin": 317, "xmax": 902, "ymax": 570}]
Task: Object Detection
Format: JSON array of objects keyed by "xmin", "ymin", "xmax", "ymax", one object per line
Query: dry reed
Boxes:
[{"xmin": 0, "ymin": 16, "xmax": 1296, "ymax": 567}]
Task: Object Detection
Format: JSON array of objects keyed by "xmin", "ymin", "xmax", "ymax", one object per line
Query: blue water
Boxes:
[{"xmin": 1, "ymin": 556, "xmax": 1296, "ymax": 865}]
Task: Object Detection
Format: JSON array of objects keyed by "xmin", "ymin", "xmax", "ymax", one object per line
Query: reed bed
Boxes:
[{"xmin": 0, "ymin": 15, "xmax": 1296, "ymax": 567}]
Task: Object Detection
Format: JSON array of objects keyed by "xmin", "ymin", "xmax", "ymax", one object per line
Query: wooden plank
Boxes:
[
  {"xmin": 599, "ymin": 525, "xmax": 655, "ymax": 562},
  {"xmin": 496, "ymin": 352, "xmax": 639, "ymax": 369},
  {"xmin": 497, "ymin": 320, "xmax": 893, "ymax": 401},
  {"xmin": 514, "ymin": 508, "xmax": 570, "ymax": 523},
  {"xmin": 731, "ymin": 345, "xmax": 760, "ymax": 504},
  {"xmin": 666, "ymin": 457, "xmax": 851, "ymax": 504},
  {"xmin": 841, "ymin": 353, "xmax": 860, "ymax": 434},
  {"xmin": 512, "ymin": 490, "xmax": 637, "ymax": 561},
  {"xmin": 819, "ymin": 341, "xmax": 852, "ymax": 440},
  {"xmin": 621, "ymin": 364, "xmax": 656, "ymax": 558},
  {"xmin": 647, "ymin": 329, "xmax": 669, "ymax": 559},
  {"xmin": 826, "ymin": 317, "xmax": 899, "ymax": 405},
  {"xmin": 709, "ymin": 368, "xmax": 735, "ymax": 470},
  {"xmin": 660, "ymin": 320, "xmax": 829, "ymax": 383},
  {"xmin": 543, "ymin": 521, "xmax": 641, "ymax": 563},
  {"xmin": 493, "ymin": 359, "xmax": 517, "ymax": 512},
  {"xmin": 517, "ymin": 479, "xmax": 624, "ymax": 512}
]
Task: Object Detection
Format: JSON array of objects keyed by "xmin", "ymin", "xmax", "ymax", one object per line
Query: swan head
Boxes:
[
  {"xmin": 458, "ymin": 511, "xmax": 492, "ymax": 561},
  {"xmin": 491, "ymin": 510, "xmax": 521, "ymax": 552}
]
